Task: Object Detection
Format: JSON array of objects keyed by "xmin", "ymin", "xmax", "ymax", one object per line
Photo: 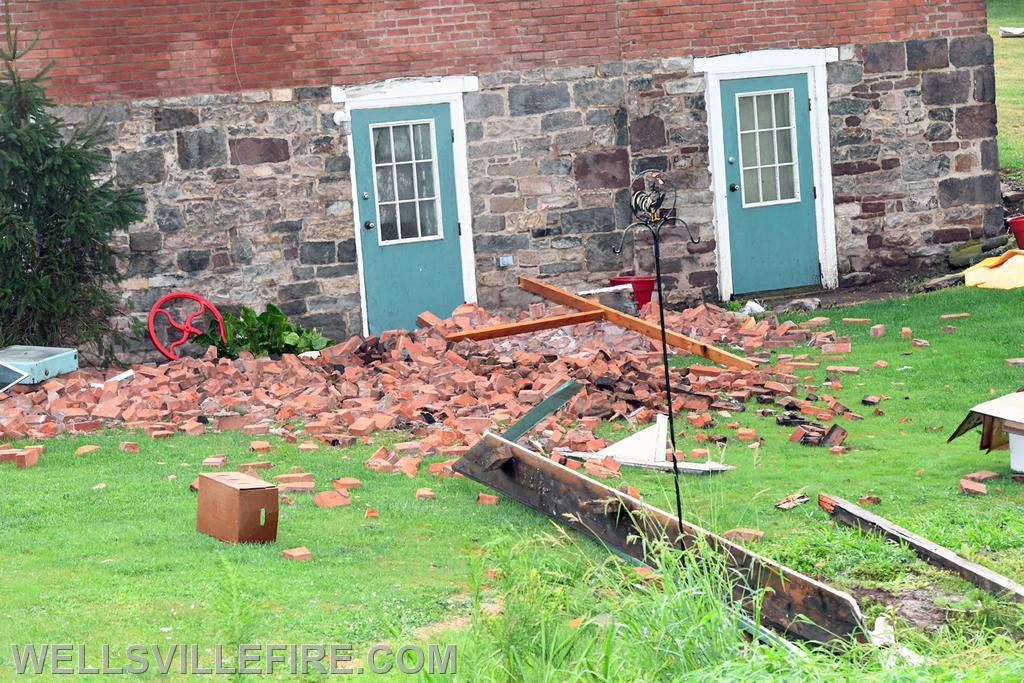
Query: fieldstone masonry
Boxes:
[{"xmin": 53, "ymin": 35, "xmax": 1000, "ymax": 359}]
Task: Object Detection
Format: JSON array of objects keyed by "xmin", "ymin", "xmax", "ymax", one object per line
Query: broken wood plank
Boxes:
[
  {"xmin": 518, "ymin": 276, "xmax": 757, "ymax": 370},
  {"xmin": 445, "ymin": 310, "xmax": 604, "ymax": 342},
  {"xmin": 819, "ymin": 493, "xmax": 1024, "ymax": 604},
  {"xmin": 455, "ymin": 432, "xmax": 865, "ymax": 642}
]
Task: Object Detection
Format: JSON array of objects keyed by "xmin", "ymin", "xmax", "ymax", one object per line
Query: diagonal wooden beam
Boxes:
[
  {"xmin": 518, "ymin": 276, "xmax": 757, "ymax": 370},
  {"xmin": 445, "ymin": 310, "xmax": 604, "ymax": 342},
  {"xmin": 819, "ymin": 493, "xmax": 1024, "ymax": 603},
  {"xmin": 455, "ymin": 432, "xmax": 866, "ymax": 642}
]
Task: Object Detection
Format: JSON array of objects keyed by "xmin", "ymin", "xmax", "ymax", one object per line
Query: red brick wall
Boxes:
[{"xmin": 12, "ymin": 0, "xmax": 987, "ymax": 103}]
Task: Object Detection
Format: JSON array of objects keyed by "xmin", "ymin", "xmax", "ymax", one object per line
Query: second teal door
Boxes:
[
  {"xmin": 351, "ymin": 104, "xmax": 465, "ymax": 334},
  {"xmin": 721, "ymin": 74, "xmax": 820, "ymax": 295}
]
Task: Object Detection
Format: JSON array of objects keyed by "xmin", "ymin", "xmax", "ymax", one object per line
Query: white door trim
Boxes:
[
  {"xmin": 332, "ymin": 76, "xmax": 479, "ymax": 335},
  {"xmin": 695, "ymin": 49, "xmax": 839, "ymax": 300}
]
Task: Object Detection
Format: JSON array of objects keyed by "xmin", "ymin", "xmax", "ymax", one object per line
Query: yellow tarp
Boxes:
[{"xmin": 964, "ymin": 249, "xmax": 1024, "ymax": 289}]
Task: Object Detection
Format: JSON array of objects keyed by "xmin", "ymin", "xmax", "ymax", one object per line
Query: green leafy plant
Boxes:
[
  {"xmin": 0, "ymin": 0, "xmax": 142, "ymax": 360},
  {"xmin": 191, "ymin": 303, "xmax": 332, "ymax": 359}
]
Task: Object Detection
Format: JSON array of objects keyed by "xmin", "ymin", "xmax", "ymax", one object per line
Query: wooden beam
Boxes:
[
  {"xmin": 518, "ymin": 276, "xmax": 757, "ymax": 370},
  {"xmin": 454, "ymin": 432, "xmax": 865, "ymax": 642},
  {"xmin": 445, "ymin": 310, "xmax": 604, "ymax": 342},
  {"xmin": 819, "ymin": 493, "xmax": 1024, "ymax": 603}
]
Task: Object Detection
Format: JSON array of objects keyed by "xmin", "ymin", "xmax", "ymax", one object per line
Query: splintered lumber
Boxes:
[
  {"xmin": 518, "ymin": 276, "xmax": 757, "ymax": 370},
  {"xmin": 503, "ymin": 379, "xmax": 583, "ymax": 443},
  {"xmin": 819, "ymin": 493, "xmax": 1024, "ymax": 603},
  {"xmin": 455, "ymin": 432, "xmax": 864, "ymax": 642},
  {"xmin": 445, "ymin": 310, "xmax": 604, "ymax": 342}
]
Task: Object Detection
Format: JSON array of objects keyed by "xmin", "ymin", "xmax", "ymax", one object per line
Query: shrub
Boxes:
[
  {"xmin": 0, "ymin": 1, "xmax": 143, "ymax": 359},
  {"xmin": 191, "ymin": 303, "xmax": 332, "ymax": 359}
]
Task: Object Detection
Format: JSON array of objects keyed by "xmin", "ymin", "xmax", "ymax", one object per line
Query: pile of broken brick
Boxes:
[{"xmin": 0, "ymin": 300, "xmax": 874, "ymax": 463}]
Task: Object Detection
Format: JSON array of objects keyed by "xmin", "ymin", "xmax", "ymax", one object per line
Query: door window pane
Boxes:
[
  {"xmin": 392, "ymin": 125, "xmax": 412, "ymax": 162},
  {"xmin": 419, "ymin": 200, "xmax": 438, "ymax": 236},
  {"xmin": 413, "ymin": 124, "xmax": 432, "ymax": 160},
  {"xmin": 735, "ymin": 89, "xmax": 799, "ymax": 207},
  {"xmin": 369, "ymin": 120, "xmax": 444, "ymax": 243},
  {"xmin": 380, "ymin": 204, "xmax": 398, "ymax": 241},
  {"xmin": 399, "ymin": 202, "xmax": 418, "ymax": 239},
  {"xmin": 373, "ymin": 127, "xmax": 392, "ymax": 164}
]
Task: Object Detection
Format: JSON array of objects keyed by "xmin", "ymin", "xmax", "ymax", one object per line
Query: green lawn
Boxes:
[
  {"xmin": 991, "ymin": 0, "xmax": 1024, "ymax": 178},
  {"xmin": 4, "ymin": 286, "xmax": 1024, "ymax": 678}
]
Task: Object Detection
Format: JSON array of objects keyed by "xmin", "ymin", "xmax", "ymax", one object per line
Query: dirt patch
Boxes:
[{"xmin": 851, "ymin": 585, "xmax": 957, "ymax": 633}]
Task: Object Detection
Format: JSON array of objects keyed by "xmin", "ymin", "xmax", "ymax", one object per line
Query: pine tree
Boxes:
[{"xmin": 0, "ymin": 0, "xmax": 142, "ymax": 358}]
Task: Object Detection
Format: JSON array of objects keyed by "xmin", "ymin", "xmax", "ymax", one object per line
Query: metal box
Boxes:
[{"xmin": 0, "ymin": 345, "xmax": 79, "ymax": 385}]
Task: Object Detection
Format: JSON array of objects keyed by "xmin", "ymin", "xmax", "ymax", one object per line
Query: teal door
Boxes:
[
  {"xmin": 351, "ymin": 104, "xmax": 465, "ymax": 334},
  {"xmin": 721, "ymin": 74, "xmax": 820, "ymax": 295}
]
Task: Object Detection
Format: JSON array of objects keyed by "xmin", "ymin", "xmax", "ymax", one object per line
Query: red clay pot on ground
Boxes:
[
  {"xmin": 609, "ymin": 276, "xmax": 657, "ymax": 309},
  {"xmin": 1009, "ymin": 216, "xmax": 1024, "ymax": 248}
]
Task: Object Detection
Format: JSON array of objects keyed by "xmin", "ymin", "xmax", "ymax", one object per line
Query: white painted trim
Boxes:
[
  {"xmin": 699, "ymin": 49, "xmax": 839, "ymax": 300},
  {"xmin": 336, "ymin": 75, "xmax": 479, "ymax": 335}
]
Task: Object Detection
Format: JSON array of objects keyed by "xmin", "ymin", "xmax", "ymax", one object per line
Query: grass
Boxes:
[
  {"xmin": 5, "ymin": 285, "xmax": 1024, "ymax": 678},
  {"xmin": 990, "ymin": 0, "xmax": 1024, "ymax": 179}
]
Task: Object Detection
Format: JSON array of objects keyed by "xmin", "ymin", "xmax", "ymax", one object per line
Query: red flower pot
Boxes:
[
  {"xmin": 1010, "ymin": 216, "xmax": 1024, "ymax": 248},
  {"xmin": 609, "ymin": 276, "xmax": 657, "ymax": 309}
]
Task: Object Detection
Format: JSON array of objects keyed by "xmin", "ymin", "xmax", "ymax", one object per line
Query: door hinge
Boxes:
[
  {"xmin": 457, "ymin": 221, "xmax": 462, "ymax": 235},
  {"xmin": 813, "ymin": 186, "xmax": 817, "ymax": 199},
  {"xmin": 808, "ymin": 98, "xmax": 812, "ymax": 111},
  {"xmin": 818, "ymin": 263, "xmax": 823, "ymax": 281},
  {"xmin": 451, "ymin": 129, "xmax": 455, "ymax": 143}
]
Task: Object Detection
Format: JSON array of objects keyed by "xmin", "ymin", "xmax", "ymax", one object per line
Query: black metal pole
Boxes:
[{"xmin": 650, "ymin": 223, "xmax": 685, "ymax": 534}]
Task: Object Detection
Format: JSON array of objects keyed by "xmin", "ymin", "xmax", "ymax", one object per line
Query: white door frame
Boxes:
[
  {"xmin": 332, "ymin": 76, "xmax": 479, "ymax": 335},
  {"xmin": 695, "ymin": 49, "xmax": 839, "ymax": 300}
]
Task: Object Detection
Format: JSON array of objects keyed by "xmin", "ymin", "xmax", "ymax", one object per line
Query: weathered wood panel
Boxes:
[{"xmin": 455, "ymin": 432, "xmax": 865, "ymax": 642}]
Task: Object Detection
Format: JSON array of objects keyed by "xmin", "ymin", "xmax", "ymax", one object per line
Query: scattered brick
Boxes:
[
  {"xmin": 15, "ymin": 450, "xmax": 39, "ymax": 468},
  {"xmin": 298, "ymin": 441, "xmax": 319, "ymax": 452},
  {"xmin": 332, "ymin": 477, "xmax": 361, "ymax": 490},
  {"xmin": 151, "ymin": 429, "xmax": 175, "ymax": 439},
  {"xmin": 964, "ymin": 471, "xmax": 1000, "ymax": 483},
  {"xmin": 940, "ymin": 313, "xmax": 969, "ymax": 320},
  {"xmin": 941, "ymin": 325, "xmax": 957, "ymax": 333},
  {"xmin": 723, "ymin": 528, "xmax": 764, "ymax": 543},
  {"xmin": 826, "ymin": 365, "xmax": 860, "ymax": 374},
  {"xmin": 736, "ymin": 428, "xmax": 758, "ymax": 442},
  {"xmin": 75, "ymin": 445, "xmax": 100, "ymax": 456},
  {"xmin": 911, "ymin": 339, "xmax": 930, "ymax": 347},
  {"xmin": 584, "ymin": 460, "xmax": 621, "ymax": 479},
  {"xmin": 119, "ymin": 441, "xmax": 139, "ymax": 453},
  {"xmin": 364, "ymin": 507, "xmax": 379, "ymax": 518},
  {"xmin": 249, "ymin": 440, "xmax": 271, "ymax": 453},
  {"xmin": 873, "ymin": 360, "xmax": 888, "ymax": 368},
  {"xmin": 202, "ymin": 455, "xmax": 227, "ymax": 468},
  {"xmin": 775, "ymin": 493, "xmax": 809, "ymax": 509},
  {"xmin": 416, "ymin": 487, "xmax": 435, "ymax": 500},
  {"xmin": 858, "ymin": 495, "xmax": 881, "ymax": 505},
  {"xmin": 242, "ymin": 423, "xmax": 269, "ymax": 436},
  {"xmin": 477, "ymin": 493, "xmax": 499, "ymax": 505},
  {"xmin": 283, "ymin": 547, "xmax": 312, "ymax": 561},
  {"xmin": 869, "ymin": 324, "xmax": 886, "ymax": 337},
  {"xmin": 236, "ymin": 461, "xmax": 272, "ymax": 470},
  {"xmin": 959, "ymin": 479, "xmax": 987, "ymax": 495},
  {"xmin": 314, "ymin": 489, "xmax": 350, "ymax": 507}
]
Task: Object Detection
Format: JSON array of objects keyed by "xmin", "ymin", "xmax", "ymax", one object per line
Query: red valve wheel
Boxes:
[{"xmin": 147, "ymin": 291, "xmax": 227, "ymax": 361}]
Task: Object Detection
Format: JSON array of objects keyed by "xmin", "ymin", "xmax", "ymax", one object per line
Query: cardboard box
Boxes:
[
  {"xmin": 196, "ymin": 472, "xmax": 278, "ymax": 544},
  {"xmin": 950, "ymin": 390, "xmax": 1024, "ymax": 472}
]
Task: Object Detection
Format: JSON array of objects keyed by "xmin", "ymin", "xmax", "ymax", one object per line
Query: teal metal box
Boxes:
[{"xmin": 0, "ymin": 345, "xmax": 79, "ymax": 385}]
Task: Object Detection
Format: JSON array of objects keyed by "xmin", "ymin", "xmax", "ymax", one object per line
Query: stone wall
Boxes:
[
  {"xmin": 827, "ymin": 35, "xmax": 1002, "ymax": 284},
  {"xmin": 55, "ymin": 34, "xmax": 1000, "ymax": 360}
]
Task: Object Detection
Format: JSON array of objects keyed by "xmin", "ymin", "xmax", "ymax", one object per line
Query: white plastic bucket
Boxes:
[{"xmin": 1008, "ymin": 431, "xmax": 1024, "ymax": 473}]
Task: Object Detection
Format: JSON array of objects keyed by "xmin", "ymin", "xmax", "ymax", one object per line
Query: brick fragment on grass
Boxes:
[
  {"xmin": 283, "ymin": 547, "xmax": 312, "ymax": 561},
  {"xmin": 201, "ymin": 455, "xmax": 227, "ymax": 468},
  {"xmin": 964, "ymin": 470, "xmax": 1000, "ymax": 483},
  {"xmin": 723, "ymin": 528, "xmax": 763, "ymax": 543},
  {"xmin": 236, "ymin": 460, "xmax": 272, "ymax": 470},
  {"xmin": 332, "ymin": 477, "xmax": 361, "ymax": 490},
  {"xmin": 119, "ymin": 441, "xmax": 139, "ymax": 453},
  {"xmin": 940, "ymin": 313, "xmax": 969, "ymax": 320},
  {"xmin": 415, "ymin": 487, "xmax": 435, "ymax": 501},
  {"xmin": 298, "ymin": 442, "xmax": 319, "ymax": 452},
  {"xmin": 242, "ymin": 424, "xmax": 269, "ymax": 436},
  {"xmin": 858, "ymin": 495, "xmax": 881, "ymax": 505},
  {"xmin": 901, "ymin": 327, "xmax": 912, "ymax": 339},
  {"xmin": 249, "ymin": 440, "xmax": 271, "ymax": 453},
  {"xmin": 869, "ymin": 324, "xmax": 886, "ymax": 337},
  {"xmin": 583, "ymin": 460, "xmax": 621, "ymax": 479},
  {"xmin": 314, "ymin": 489, "xmax": 350, "ymax": 507},
  {"xmin": 477, "ymin": 493, "xmax": 499, "ymax": 505},
  {"xmin": 959, "ymin": 478, "xmax": 987, "ymax": 495},
  {"xmin": 151, "ymin": 430, "xmax": 175, "ymax": 439},
  {"xmin": 873, "ymin": 360, "xmax": 889, "ymax": 368},
  {"xmin": 364, "ymin": 507, "xmax": 379, "ymax": 518},
  {"xmin": 15, "ymin": 450, "xmax": 39, "ymax": 468},
  {"xmin": 911, "ymin": 339, "xmax": 930, "ymax": 347},
  {"xmin": 75, "ymin": 445, "xmax": 100, "ymax": 456}
]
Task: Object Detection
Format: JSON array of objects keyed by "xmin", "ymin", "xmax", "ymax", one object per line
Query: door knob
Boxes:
[
  {"xmin": 363, "ymin": 220, "xmax": 375, "ymax": 230},
  {"xmin": 729, "ymin": 183, "xmax": 739, "ymax": 192}
]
